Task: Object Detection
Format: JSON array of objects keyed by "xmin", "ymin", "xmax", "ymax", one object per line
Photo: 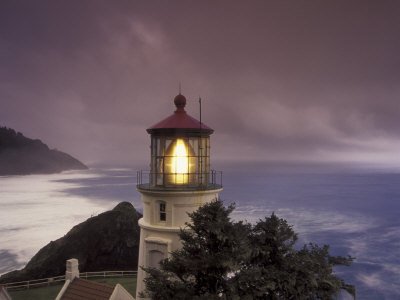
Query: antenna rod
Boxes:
[
  {"xmin": 199, "ymin": 97, "xmax": 202, "ymax": 130},
  {"xmin": 199, "ymin": 96, "xmax": 203, "ymax": 185}
]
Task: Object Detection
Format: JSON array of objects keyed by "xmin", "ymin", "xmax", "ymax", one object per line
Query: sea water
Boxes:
[{"xmin": 0, "ymin": 167, "xmax": 399, "ymax": 299}]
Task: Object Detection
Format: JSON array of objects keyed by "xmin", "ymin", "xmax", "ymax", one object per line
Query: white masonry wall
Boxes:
[{"xmin": 135, "ymin": 187, "xmax": 222, "ymax": 299}]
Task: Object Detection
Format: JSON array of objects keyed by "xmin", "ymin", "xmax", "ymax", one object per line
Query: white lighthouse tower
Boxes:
[{"xmin": 135, "ymin": 93, "xmax": 223, "ymax": 298}]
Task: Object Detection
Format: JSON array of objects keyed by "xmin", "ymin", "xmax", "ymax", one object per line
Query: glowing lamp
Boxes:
[{"xmin": 167, "ymin": 139, "xmax": 191, "ymax": 184}]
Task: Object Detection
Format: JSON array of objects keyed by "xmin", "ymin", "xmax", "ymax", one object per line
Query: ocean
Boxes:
[{"xmin": 0, "ymin": 167, "xmax": 399, "ymax": 299}]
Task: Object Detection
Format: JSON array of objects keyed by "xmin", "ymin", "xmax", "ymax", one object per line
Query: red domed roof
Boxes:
[{"xmin": 147, "ymin": 94, "xmax": 213, "ymax": 135}]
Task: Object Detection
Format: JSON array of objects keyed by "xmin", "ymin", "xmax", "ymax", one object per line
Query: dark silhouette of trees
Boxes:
[
  {"xmin": 141, "ymin": 200, "xmax": 354, "ymax": 300},
  {"xmin": 0, "ymin": 126, "xmax": 87, "ymax": 175}
]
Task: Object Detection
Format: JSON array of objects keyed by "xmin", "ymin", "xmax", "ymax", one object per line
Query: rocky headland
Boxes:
[
  {"xmin": 0, "ymin": 126, "xmax": 87, "ymax": 175},
  {"xmin": 0, "ymin": 202, "xmax": 141, "ymax": 283}
]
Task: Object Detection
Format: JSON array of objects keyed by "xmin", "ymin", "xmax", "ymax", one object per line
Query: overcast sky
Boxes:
[{"xmin": 1, "ymin": 1, "xmax": 400, "ymax": 168}]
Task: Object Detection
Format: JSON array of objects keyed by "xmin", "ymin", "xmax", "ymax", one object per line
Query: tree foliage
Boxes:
[{"xmin": 141, "ymin": 200, "xmax": 354, "ymax": 299}]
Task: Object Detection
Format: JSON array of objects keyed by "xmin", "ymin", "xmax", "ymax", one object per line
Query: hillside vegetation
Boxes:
[{"xmin": 0, "ymin": 126, "xmax": 87, "ymax": 175}]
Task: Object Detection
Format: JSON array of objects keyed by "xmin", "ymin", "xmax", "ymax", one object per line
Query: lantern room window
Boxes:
[
  {"xmin": 159, "ymin": 201, "xmax": 166, "ymax": 222},
  {"xmin": 150, "ymin": 136, "xmax": 210, "ymax": 187}
]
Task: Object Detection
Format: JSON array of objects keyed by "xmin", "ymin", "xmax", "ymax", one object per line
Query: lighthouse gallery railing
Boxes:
[{"xmin": 136, "ymin": 170, "xmax": 222, "ymax": 191}]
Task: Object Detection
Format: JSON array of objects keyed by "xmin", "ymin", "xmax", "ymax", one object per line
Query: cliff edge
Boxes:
[{"xmin": 0, "ymin": 202, "xmax": 141, "ymax": 283}]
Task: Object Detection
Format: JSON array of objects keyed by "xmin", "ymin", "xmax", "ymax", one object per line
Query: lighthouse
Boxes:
[{"xmin": 135, "ymin": 93, "xmax": 223, "ymax": 298}]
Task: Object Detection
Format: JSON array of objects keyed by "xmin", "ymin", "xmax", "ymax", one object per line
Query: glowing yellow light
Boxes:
[{"xmin": 171, "ymin": 139, "xmax": 188, "ymax": 184}]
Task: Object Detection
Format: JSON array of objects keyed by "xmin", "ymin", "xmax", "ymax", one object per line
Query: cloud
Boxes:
[{"xmin": 1, "ymin": 1, "xmax": 400, "ymax": 167}]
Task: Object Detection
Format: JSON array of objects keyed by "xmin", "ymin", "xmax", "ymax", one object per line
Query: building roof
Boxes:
[
  {"xmin": 60, "ymin": 278, "xmax": 114, "ymax": 300},
  {"xmin": 147, "ymin": 94, "xmax": 213, "ymax": 135}
]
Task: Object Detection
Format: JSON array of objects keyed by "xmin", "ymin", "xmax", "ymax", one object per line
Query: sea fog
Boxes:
[{"xmin": 0, "ymin": 166, "xmax": 399, "ymax": 299}]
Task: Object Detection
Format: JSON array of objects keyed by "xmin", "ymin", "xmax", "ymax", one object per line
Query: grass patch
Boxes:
[
  {"xmin": 8, "ymin": 283, "xmax": 63, "ymax": 300},
  {"xmin": 90, "ymin": 276, "xmax": 137, "ymax": 296}
]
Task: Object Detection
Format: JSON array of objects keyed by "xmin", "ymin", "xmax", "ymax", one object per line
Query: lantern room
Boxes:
[{"xmin": 137, "ymin": 93, "xmax": 221, "ymax": 190}]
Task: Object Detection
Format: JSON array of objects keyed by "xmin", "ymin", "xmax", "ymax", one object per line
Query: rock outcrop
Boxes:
[
  {"xmin": 0, "ymin": 126, "xmax": 87, "ymax": 175},
  {"xmin": 0, "ymin": 202, "xmax": 141, "ymax": 283}
]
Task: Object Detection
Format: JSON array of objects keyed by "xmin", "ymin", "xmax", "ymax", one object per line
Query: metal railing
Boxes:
[
  {"xmin": 3, "ymin": 270, "xmax": 137, "ymax": 291},
  {"xmin": 79, "ymin": 270, "xmax": 137, "ymax": 279},
  {"xmin": 137, "ymin": 170, "xmax": 223, "ymax": 191}
]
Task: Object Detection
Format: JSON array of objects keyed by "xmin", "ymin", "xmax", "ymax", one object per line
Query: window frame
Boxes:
[{"xmin": 159, "ymin": 201, "xmax": 166, "ymax": 222}]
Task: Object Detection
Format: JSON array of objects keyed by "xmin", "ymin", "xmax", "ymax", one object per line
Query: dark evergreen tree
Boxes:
[
  {"xmin": 235, "ymin": 214, "xmax": 354, "ymax": 299},
  {"xmin": 141, "ymin": 200, "xmax": 354, "ymax": 300}
]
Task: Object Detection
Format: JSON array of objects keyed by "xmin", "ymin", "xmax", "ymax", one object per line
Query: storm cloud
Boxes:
[{"xmin": 1, "ymin": 1, "xmax": 400, "ymax": 167}]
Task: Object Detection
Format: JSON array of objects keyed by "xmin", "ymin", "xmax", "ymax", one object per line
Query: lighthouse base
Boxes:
[{"xmin": 135, "ymin": 187, "xmax": 222, "ymax": 299}]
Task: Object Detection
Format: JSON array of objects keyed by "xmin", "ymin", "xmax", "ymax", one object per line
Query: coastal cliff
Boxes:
[
  {"xmin": 0, "ymin": 126, "xmax": 87, "ymax": 175},
  {"xmin": 0, "ymin": 202, "xmax": 141, "ymax": 283}
]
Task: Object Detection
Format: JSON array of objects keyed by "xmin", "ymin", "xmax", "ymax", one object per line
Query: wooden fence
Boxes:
[{"xmin": 4, "ymin": 270, "xmax": 137, "ymax": 291}]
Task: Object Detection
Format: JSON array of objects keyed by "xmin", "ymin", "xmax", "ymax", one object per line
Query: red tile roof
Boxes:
[
  {"xmin": 148, "ymin": 109, "xmax": 212, "ymax": 131},
  {"xmin": 61, "ymin": 278, "xmax": 114, "ymax": 300}
]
